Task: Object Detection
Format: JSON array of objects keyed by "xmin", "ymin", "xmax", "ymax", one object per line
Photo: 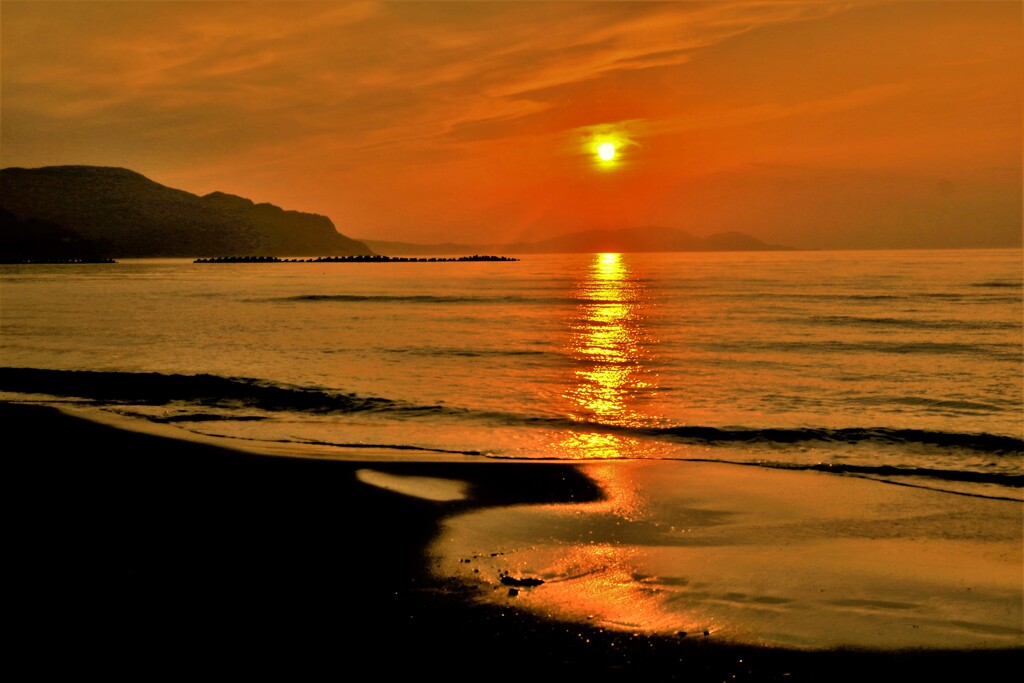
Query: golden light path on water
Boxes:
[
  {"xmin": 557, "ymin": 252, "xmax": 658, "ymax": 461},
  {"xmin": 523, "ymin": 254, "xmax": 693, "ymax": 635},
  {"xmin": 433, "ymin": 254, "xmax": 716, "ymax": 637},
  {"xmin": 426, "ymin": 254, "xmax": 1024, "ymax": 649}
]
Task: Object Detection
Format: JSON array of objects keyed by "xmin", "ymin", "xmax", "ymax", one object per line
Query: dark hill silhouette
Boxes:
[
  {"xmin": 0, "ymin": 166, "xmax": 372, "ymax": 258},
  {"xmin": 0, "ymin": 207, "xmax": 114, "ymax": 263},
  {"xmin": 361, "ymin": 226, "xmax": 790, "ymax": 255}
]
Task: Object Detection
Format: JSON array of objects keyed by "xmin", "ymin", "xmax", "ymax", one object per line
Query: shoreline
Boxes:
[{"xmin": 7, "ymin": 400, "xmax": 1021, "ymax": 679}]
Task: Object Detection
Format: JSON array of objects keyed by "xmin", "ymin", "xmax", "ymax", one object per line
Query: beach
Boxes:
[
  {"xmin": 4, "ymin": 0, "xmax": 1022, "ymax": 678},
  {"xmin": 8, "ymin": 400, "xmax": 1021, "ymax": 680}
]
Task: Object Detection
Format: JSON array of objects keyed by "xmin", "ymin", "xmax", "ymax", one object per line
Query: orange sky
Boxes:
[{"xmin": 2, "ymin": 1, "xmax": 1021, "ymax": 249}]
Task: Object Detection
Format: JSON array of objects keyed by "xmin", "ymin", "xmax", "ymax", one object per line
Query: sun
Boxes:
[{"xmin": 578, "ymin": 124, "xmax": 638, "ymax": 169}]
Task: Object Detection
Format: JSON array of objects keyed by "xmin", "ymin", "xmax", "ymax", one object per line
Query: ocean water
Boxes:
[{"xmin": 1, "ymin": 249, "xmax": 1021, "ymax": 500}]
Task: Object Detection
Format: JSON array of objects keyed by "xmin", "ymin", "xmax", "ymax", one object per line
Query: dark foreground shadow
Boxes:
[{"xmin": 6, "ymin": 402, "xmax": 1020, "ymax": 681}]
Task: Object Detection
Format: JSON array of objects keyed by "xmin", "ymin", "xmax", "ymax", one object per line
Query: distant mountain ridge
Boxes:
[
  {"xmin": 1, "ymin": 165, "xmax": 788, "ymax": 260},
  {"xmin": 0, "ymin": 165, "xmax": 372, "ymax": 258},
  {"xmin": 362, "ymin": 225, "xmax": 790, "ymax": 255}
]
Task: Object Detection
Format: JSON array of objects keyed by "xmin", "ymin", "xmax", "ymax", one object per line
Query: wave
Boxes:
[
  {"xmin": 274, "ymin": 291, "xmax": 1021, "ymax": 310},
  {"xmin": 843, "ymin": 395, "xmax": 1005, "ymax": 413},
  {"xmin": 970, "ymin": 280, "xmax": 1022, "ymax": 289},
  {"xmin": 275, "ymin": 293, "xmax": 639, "ymax": 306},
  {"xmin": 149, "ymin": 413, "xmax": 268, "ymax": 423},
  {"xmin": 803, "ymin": 315, "xmax": 1019, "ymax": 332},
  {"xmin": 383, "ymin": 347, "xmax": 547, "ymax": 358},
  {"xmin": 709, "ymin": 339, "xmax": 1020, "ymax": 359},
  {"xmin": 651, "ymin": 425, "xmax": 1023, "ymax": 455},
  {"xmin": 777, "ymin": 292, "xmax": 1019, "ymax": 304},
  {"xmin": 0, "ymin": 366, "xmax": 429, "ymax": 415},
  {"xmin": 700, "ymin": 459, "xmax": 1022, "ymax": 493},
  {"xmin": 278, "ymin": 294, "xmax": 511, "ymax": 304},
  {"xmin": 3, "ymin": 367, "xmax": 1021, "ymax": 458}
]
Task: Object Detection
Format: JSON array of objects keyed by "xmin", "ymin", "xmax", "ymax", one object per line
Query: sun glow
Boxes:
[{"xmin": 577, "ymin": 123, "xmax": 639, "ymax": 170}]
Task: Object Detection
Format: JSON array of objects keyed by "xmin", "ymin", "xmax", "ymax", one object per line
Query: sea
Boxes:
[{"xmin": 1, "ymin": 249, "xmax": 1021, "ymax": 501}]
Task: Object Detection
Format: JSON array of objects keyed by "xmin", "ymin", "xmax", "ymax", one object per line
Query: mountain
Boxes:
[
  {"xmin": 361, "ymin": 226, "xmax": 790, "ymax": 256},
  {"xmin": 0, "ymin": 166, "xmax": 372, "ymax": 258},
  {"xmin": 0, "ymin": 207, "xmax": 114, "ymax": 263}
]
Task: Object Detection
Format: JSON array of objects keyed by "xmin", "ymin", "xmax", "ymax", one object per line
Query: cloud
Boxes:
[
  {"xmin": 2, "ymin": 1, "xmax": 1019, "ymax": 248},
  {"xmin": 2, "ymin": 1, "xmax": 851, "ymax": 156}
]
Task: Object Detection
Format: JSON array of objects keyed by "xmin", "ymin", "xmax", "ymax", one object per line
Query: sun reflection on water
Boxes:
[
  {"xmin": 558, "ymin": 253, "xmax": 658, "ymax": 459},
  {"xmin": 434, "ymin": 254, "xmax": 699, "ymax": 638}
]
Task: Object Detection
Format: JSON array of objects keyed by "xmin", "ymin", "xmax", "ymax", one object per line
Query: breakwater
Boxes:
[{"xmin": 194, "ymin": 254, "xmax": 519, "ymax": 263}]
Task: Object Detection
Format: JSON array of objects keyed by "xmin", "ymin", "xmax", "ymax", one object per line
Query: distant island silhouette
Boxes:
[{"xmin": 360, "ymin": 225, "xmax": 793, "ymax": 255}]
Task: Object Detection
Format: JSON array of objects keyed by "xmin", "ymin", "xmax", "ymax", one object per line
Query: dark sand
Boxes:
[{"xmin": 7, "ymin": 401, "xmax": 1020, "ymax": 680}]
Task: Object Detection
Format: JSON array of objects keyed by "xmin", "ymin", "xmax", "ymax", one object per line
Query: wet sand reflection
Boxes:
[
  {"xmin": 430, "ymin": 460, "xmax": 1024, "ymax": 648},
  {"xmin": 545, "ymin": 254, "xmax": 671, "ymax": 629}
]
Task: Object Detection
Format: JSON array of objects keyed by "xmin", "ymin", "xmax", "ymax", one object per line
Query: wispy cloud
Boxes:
[
  {"xmin": 2, "ymin": 1, "xmax": 1019, "ymax": 248},
  {"xmin": 2, "ymin": 1, "xmax": 850, "ymax": 153}
]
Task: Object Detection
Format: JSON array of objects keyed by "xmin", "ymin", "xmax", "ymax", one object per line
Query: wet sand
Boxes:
[
  {"xmin": 433, "ymin": 460, "xmax": 1023, "ymax": 650},
  {"xmin": 6, "ymin": 401, "xmax": 1021, "ymax": 680}
]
